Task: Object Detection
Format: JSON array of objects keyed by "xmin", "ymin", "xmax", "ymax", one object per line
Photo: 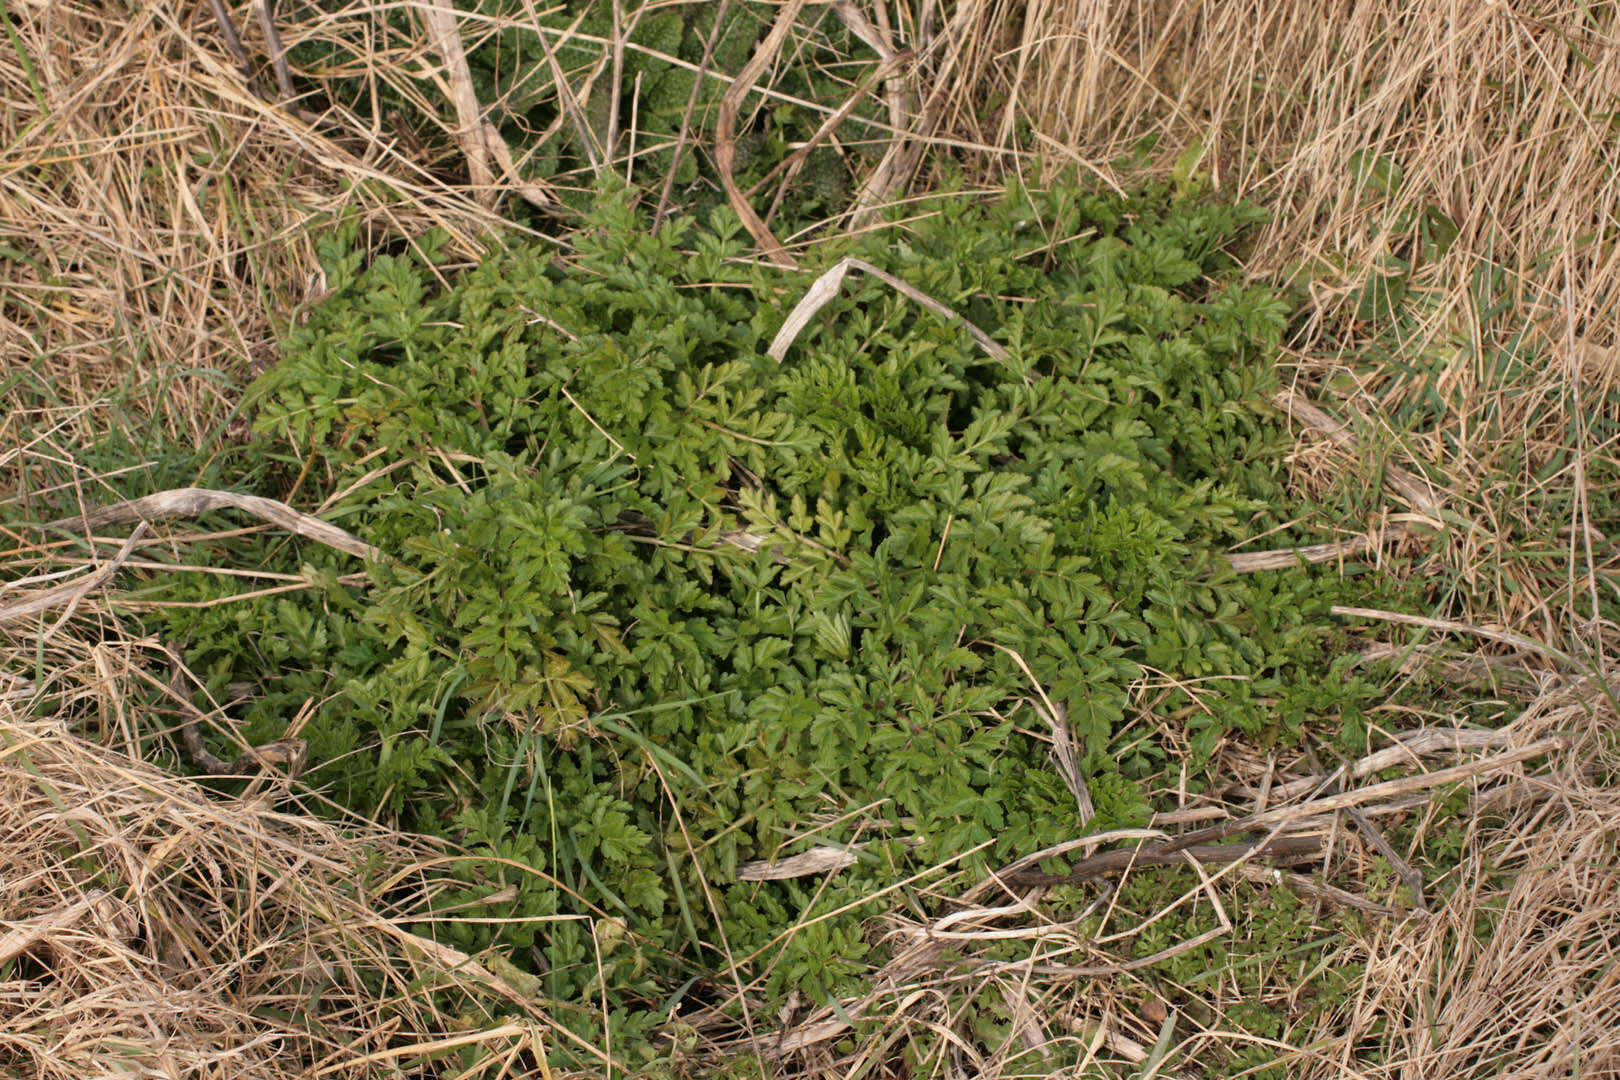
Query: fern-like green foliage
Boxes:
[{"xmin": 161, "ymin": 184, "xmax": 1384, "ymax": 1066}]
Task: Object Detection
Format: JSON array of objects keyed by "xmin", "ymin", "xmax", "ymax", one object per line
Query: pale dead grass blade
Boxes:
[
  {"xmin": 1229, "ymin": 864, "xmax": 1401, "ymax": 918},
  {"xmin": 1003, "ymin": 835, "xmax": 1324, "ymax": 888},
  {"xmin": 1332, "ymin": 604, "xmax": 1583, "ymax": 673},
  {"xmin": 769, "ymin": 256, "xmax": 1011, "ymax": 363},
  {"xmin": 1149, "ymin": 735, "xmax": 1566, "ymax": 857},
  {"xmin": 986, "ymin": 641, "xmax": 1095, "ymax": 823},
  {"xmin": 45, "ymin": 486, "xmax": 381, "ymax": 562},
  {"xmin": 736, "ymin": 845, "xmax": 860, "ymax": 882},
  {"xmin": 1005, "ymin": 720, "xmax": 1572, "ymax": 890},
  {"xmin": 1222, "ymin": 533, "xmax": 1373, "ymax": 572},
  {"xmin": 1226, "ymin": 726, "xmax": 1529, "ymax": 805},
  {"xmin": 0, "ymin": 521, "xmax": 146, "ymax": 626},
  {"xmin": 755, "ymin": 48, "xmax": 913, "ymax": 228}
]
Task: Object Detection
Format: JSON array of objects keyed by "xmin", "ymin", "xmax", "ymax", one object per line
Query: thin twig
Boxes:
[
  {"xmin": 606, "ymin": 0, "xmax": 625, "ymax": 167},
  {"xmin": 165, "ymin": 660, "xmax": 307, "ymax": 778},
  {"xmin": 653, "ymin": 0, "xmax": 729, "ymax": 228},
  {"xmin": 831, "ymin": 0, "xmax": 923, "ymax": 229},
  {"xmin": 1226, "ymin": 727, "xmax": 1522, "ymax": 804},
  {"xmin": 1332, "ymin": 605, "xmax": 1579, "ymax": 669},
  {"xmin": 1306, "ymin": 734, "xmax": 1428, "ymax": 913},
  {"xmin": 1003, "ymin": 835, "xmax": 1323, "ymax": 887},
  {"xmin": 255, "ymin": 0, "xmax": 293, "ymax": 98},
  {"xmin": 203, "ymin": 0, "xmax": 260, "ymax": 92},
  {"xmin": 1344, "ymin": 801, "xmax": 1427, "ymax": 912},
  {"xmin": 1154, "ymin": 736, "xmax": 1565, "ymax": 858},
  {"xmin": 1235, "ymin": 864, "xmax": 1401, "ymax": 917},
  {"xmin": 756, "ymin": 50, "xmax": 913, "ymax": 227}
]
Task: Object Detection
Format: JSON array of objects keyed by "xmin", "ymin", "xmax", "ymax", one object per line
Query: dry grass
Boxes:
[
  {"xmin": 0, "ymin": 1, "xmax": 568, "ymax": 1074},
  {"xmin": 1294, "ymin": 678, "xmax": 1620, "ymax": 1080},
  {"xmin": 0, "ymin": 695, "xmax": 562, "ymax": 1079},
  {"xmin": 0, "ymin": 0, "xmax": 512, "ymax": 451},
  {"xmin": 920, "ymin": 0, "xmax": 1619, "ymax": 334},
  {"xmin": 0, "ymin": 472, "xmax": 578, "ymax": 1077},
  {"xmin": 921, "ymin": 0, "xmax": 1620, "ymax": 659}
]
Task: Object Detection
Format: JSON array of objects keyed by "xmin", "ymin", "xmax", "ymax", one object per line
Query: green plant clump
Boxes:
[{"xmin": 161, "ymin": 185, "xmax": 1382, "ymax": 1065}]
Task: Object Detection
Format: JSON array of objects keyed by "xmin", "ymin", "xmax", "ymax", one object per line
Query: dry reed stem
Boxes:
[
  {"xmin": 1222, "ymin": 533, "xmax": 1373, "ymax": 572},
  {"xmin": 754, "ymin": 48, "xmax": 912, "ymax": 225},
  {"xmin": 830, "ymin": 0, "xmax": 922, "ymax": 229},
  {"xmin": 1005, "ymin": 834, "xmax": 1325, "ymax": 888},
  {"xmin": 1152, "ymin": 735, "xmax": 1566, "ymax": 856},
  {"xmin": 715, "ymin": 0, "xmax": 810, "ymax": 267},
  {"xmin": 1009, "ymin": 728, "xmax": 1569, "ymax": 888},
  {"xmin": 418, "ymin": 0, "xmax": 501, "ymax": 206},
  {"xmin": 1225, "ymin": 726, "xmax": 1527, "ymax": 805}
]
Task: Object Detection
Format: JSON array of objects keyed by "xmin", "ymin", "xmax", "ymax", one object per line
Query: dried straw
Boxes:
[{"xmin": 0, "ymin": 707, "xmax": 559, "ymax": 1079}]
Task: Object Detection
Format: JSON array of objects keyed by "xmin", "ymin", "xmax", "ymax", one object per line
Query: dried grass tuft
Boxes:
[
  {"xmin": 918, "ymin": 0, "xmax": 1619, "ymax": 336},
  {"xmin": 1295, "ymin": 678, "xmax": 1620, "ymax": 1079},
  {"xmin": 0, "ymin": 0, "xmax": 511, "ymax": 450},
  {"xmin": 0, "ymin": 425, "xmax": 566, "ymax": 1077},
  {"xmin": 0, "ymin": 696, "xmax": 562, "ymax": 1079}
]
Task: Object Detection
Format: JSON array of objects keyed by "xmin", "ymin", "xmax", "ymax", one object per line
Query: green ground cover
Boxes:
[{"xmin": 117, "ymin": 183, "xmax": 1409, "ymax": 1069}]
